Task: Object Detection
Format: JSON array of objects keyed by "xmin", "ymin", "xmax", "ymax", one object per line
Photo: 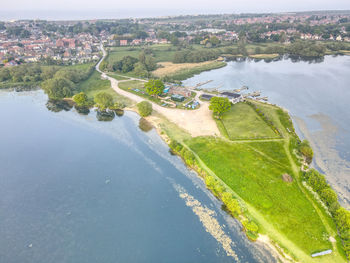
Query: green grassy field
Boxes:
[
  {"xmin": 187, "ymin": 137, "xmax": 331, "ymax": 255},
  {"xmin": 76, "ymin": 71, "xmax": 132, "ymax": 106},
  {"xmin": 107, "ymin": 44, "xmax": 177, "ymax": 65},
  {"xmin": 217, "ymin": 102, "xmax": 280, "ymax": 140},
  {"xmin": 175, "ymin": 100, "xmax": 345, "ymax": 262}
]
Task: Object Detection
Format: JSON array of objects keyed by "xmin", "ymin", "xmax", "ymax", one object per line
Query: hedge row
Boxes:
[
  {"xmin": 303, "ymin": 169, "xmax": 350, "ymax": 258},
  {"xmin": 246, "ymin": 101, "xmax": 282, "ymax": 137}
]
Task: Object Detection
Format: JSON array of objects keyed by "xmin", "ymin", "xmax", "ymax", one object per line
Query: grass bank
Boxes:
[
  {"xmin": 153, "ymin": 61, "xmax": 226, "ymax": 81},
  {"xmin": 76, "ymin": 70, "xmax": 132, "ymax": 106}
]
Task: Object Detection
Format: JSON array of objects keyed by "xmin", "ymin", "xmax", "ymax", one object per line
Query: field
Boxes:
[
  {"xmin": 177, "ymin": 100, "xmax": 345, "ymax": 262},
  {"xmin": 76, "ymin": 71, "xmax": 132, "ymax": 106},
  {"xmin": 216, "ymin": 102, "xmax": 280, "ymax": 140},
  {"xmin": 107, "ymin": 44, "xmax": 177, "ymax": 64},
  {"xmin": 153, "ymin": 61, "xmax": 226, "ymax": 80},
  {"xmin": 187, "ymin": 137, "xmax": 331, "ymax": 255}
]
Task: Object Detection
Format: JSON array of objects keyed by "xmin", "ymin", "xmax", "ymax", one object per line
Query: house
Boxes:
[
  {"xmin": 220, "ymin": 92, "xmax": 243, "ymax": 104},
  {"xmin": 120, "ymin": 40, "xmax": 128, "ymax": 46},
  {"xmin": 168, "ymin": 86, "xmax": 191, "ymax": 97},
  {"xmin": 201, "ymin": 94, "xmax": 214, "ymax": 100},
  {"xmin": 171, "ymin": 94, "xmax": 185, "ymax": 102}
]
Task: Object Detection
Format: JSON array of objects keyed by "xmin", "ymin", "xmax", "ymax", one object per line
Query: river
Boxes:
[
  {"xmin": 0, "ymin": 90, "xmax": 277, "ymax": 263},
  {"xmin": 184, "ymin": 55, "xmax": 350, "ymax": 208}
]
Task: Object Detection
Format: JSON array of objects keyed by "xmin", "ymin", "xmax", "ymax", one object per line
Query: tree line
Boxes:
[{"xmin": 303, "ymin": 169, "xmax": 350, "ymax": 258}]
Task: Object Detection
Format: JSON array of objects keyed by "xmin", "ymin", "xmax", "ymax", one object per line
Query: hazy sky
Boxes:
[{"xmin": 1, "ymin": 0, "xmax": 350, "ymax": 20}]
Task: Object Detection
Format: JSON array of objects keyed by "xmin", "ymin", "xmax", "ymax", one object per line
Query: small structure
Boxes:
[
  {"xmin": 201, "ymin": 94, "xmax": 214, "ymax": 100},
  {"xmin": 311, "ymin": 250, "xmax": 332, "ymax": 258},
  {"xmin": 171, "ymin": 94, "xmax": 185, "ymax": 102},
  {"xmin": 220, "ymin": 92, "xmax": 243, "ymax": 104},
  {"xmin": 169, "ymin": 86, "xmax": 191, "ymax": 97},
  {"xmin": 119, "ymin": 40, "xmax": 128, "ymax": 46}
]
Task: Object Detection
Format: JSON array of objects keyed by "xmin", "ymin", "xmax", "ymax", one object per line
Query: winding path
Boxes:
[{"xmin": 96, "ymin": 45, "xmax": 220, "ymax": 137}]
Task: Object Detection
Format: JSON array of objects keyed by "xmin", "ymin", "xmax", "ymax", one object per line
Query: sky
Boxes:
[{"xmin": 1, "ymin": 0, "xmax": 350, "ymax": 20}]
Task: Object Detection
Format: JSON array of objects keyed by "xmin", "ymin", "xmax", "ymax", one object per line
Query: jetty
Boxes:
[{"xmin": 195, "ymin": 80, "xmax": 213, "ymax": 88}]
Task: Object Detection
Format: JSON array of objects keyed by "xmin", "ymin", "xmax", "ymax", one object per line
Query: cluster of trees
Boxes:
[
  {"xmin": 169, "ymin": 140, "xmax": 196, "ymax": 166},
  {"xmin": 0, "ymin": 64, "xmax": 59, "ymax": 84},
  {"xmin": 209, "ymin": 97, "xmax": 231, "ymax": 119},
  {"xmin": 173, "ymin": 50, "xmax": 220, "ymax": 63},
  {"xmin": 137, "ymin": 101, "xmax": 153, "ymax": 117},
  {"xmin": 205, "ymin": 174, "xmax": 259, "ymax": 240},
  {"xmin": 108, "ymin": 51, "xmax": 156, "ymax": 77},
  {"xmin": 6, "ymin": 26, "xmax": 31, "ymax": 38},
  {"xmin": 111, "ymin": 56, "xmax": 138, "ymax": 73},
  {"xmin": 144, "ymin": 79, "xmax": 164, "ymax": 97},
  {"xmin": 42, "ymin": 66, "xmax": 94, "ymax": 99},
  {"xmin": 298, "ymin": 140, "xmax": 314, "ymax": 164},
  {"xmin": 286, "ymin": 41, "xmax": 326, "ymax": 58},
  {"xmin": 303, "ymin": 169, "xmax": 350, "ymax": 257}
]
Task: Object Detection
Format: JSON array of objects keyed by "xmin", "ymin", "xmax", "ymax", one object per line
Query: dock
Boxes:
[{"xmin": 195, "ymin": 80, "xmax": 213, "ymax": 88}]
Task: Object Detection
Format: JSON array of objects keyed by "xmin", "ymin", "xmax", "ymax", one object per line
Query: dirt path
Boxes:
[
  {"xmin": 96, "ymin": 45, "xmax": 220, "ymax": 137},
  {"xmin": 108, "ymin": 77, "xmax": 220, "ymax": 137}
]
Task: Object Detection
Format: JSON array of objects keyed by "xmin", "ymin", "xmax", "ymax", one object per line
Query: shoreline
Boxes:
[{"xmin": 95, "ymin": 46, "xmax": 342, "ymax": 262}]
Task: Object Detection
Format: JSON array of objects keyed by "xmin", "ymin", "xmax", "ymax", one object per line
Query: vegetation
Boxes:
[
  {"xmin": 94, "ymin": 92, "xmax": 114, "ymax": 111},
  {"xmin": 173, "ymin": 49, "xmax": 220, "ymax": 63},
  {"xmin": 216, "ymin": 102, "xmax": 280, "ymax": 140},
  {"xmin": 299, "ymin": 140, "xmax": 314, "ymax": 164},
  {"xmin": 42, "ymin": 77, "xmax": 74, "ymax": 99},
  {"xmin": 303, "ymin": 169, "xmax": 350, "ymax": 258},
  {"xmin": 137, "ymin": 101, "xmax": 153, "ymax": 117},
  {"xmin": 76, "ymin": 71, "xmax": 132, "ymax": 107},
  {"xmin": 145, "ymin": 79, "xmax": 165, "ymax": 97},
  {"xmin": 209, "ymin": 97, "xmax": 231, "ymax": 119},
  {"xmin": 157, "ymin": 61, "xmax": 226, "ymax": 82},
  {"xmin": 72, "ymin": 92, "xmax": 90, "ymax": 107}
]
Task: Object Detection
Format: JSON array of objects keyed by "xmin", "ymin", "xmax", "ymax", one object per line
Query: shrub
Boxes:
[
  {"xmin": 137, "ymin": 101, "xmax": 152, "ymax": 117},
  {"xmin": 94, "ymin": 92, "xmax": 114, "ymax": 111}
]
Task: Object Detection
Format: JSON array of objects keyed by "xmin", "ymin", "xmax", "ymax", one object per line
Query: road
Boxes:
[{"xmin": 96, "ymin": 44, "xmax": 220, "ymax": 137}]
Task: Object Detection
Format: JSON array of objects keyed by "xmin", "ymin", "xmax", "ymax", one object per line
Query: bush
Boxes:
[
  {"xmin": 73, "ymin": 92, "xmax": 89, "ymax": 107},
  {"xmin": 94, "ymin": 92, "xmax": 114, "ymax": 111},
  {"xmin": 137, "ymin": 101, "xmax": 152, "ymax": 117}
]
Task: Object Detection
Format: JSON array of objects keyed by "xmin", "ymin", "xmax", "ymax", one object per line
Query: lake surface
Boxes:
[
  {"xmin": 0, "ymin": 90, "xmax": 276, "ymax": 263},
  {"xmin": 184, "ymin": 55, "xmax": 350, "ymax": 207}
]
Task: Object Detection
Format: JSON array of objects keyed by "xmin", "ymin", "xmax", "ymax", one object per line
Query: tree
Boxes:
[
  {"xmin": 42, "ymin": 77, "xmax": 74, "ymax": 99},
  {"xmin": 137, "ymin": 101, "xmax": 152, "ymax": 117},
  {"xmin": 145, "ymin": 79, "xmax": 164, "ymax": 96},
  {"xmin": 0, "ymin": 68, "xmax": 11, "ymax": 81},
  {"xmin": 73, "ymin": 92, "xmax": 89, "ymax": 107},
  {"xmin": 299, "ymin": 140, "xmax": 313, "ymax": 164},
  {"xmin": 94, "ymin": 92, "xmax": 114, "ymax": 111},
  {"xmin": 209, "ymin": 36, "xmax": 220, "ymax": 46},
  {"xmin": 209, "ymin": 97, "xmax": 231, "ymax": 119}
]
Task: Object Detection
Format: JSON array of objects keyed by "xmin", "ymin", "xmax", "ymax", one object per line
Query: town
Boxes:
[{"xmin": 1, "ymin": 10, "xmax": 350, "ymax": 66}]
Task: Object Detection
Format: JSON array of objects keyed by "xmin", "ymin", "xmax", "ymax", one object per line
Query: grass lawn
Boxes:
[
  {"xmin": 118, "ymin": 80, "xmax": 162, "ymax": 104},
  {"xmin": 107, "ymin": 44, "xmax": 177, "ymax": 65},
  {"xmin": 179, "ymin": 100, "xmax": 345, "ymax": 262},
  {"xmin": 106, "ymin": 72, "xmax": 130, "ymax": 80},
  {"xmin": 187, "ymin": 137, "xmax": 332, "ymax": 258},
  {"xmin": 217, "ymin": 102, "xmax": 280, "ymax": 140},
  {"xmin": 76, "ymin": 71, "xmax": 132, "ymax": 106}
]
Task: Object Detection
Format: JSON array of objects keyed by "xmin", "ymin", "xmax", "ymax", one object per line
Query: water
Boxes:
[
  {"xmin": 0, "ymin": 90, "xmax": 276, "ymax": 263},
  {"xmin": 184, "ymin": 55, "xmax": 350, "ymax": 207}
]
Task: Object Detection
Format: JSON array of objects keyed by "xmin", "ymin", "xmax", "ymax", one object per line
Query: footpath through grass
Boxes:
[
  {"xmin": 76, "ymin": 70, "xmax": 132, "ymax": 106},
  {"xmin": 182, "ymin": 100, "xmax": 345, "ymax": 262},
  {"xmin": 217, "ymin": 102, "xmax": 280, "ymax": 140}
]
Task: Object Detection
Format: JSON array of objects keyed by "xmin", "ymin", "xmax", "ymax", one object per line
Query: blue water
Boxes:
[
  {"xmin": 184, "ymin": 55, "xmax": 350, "ymax": 205},
  {"xmin": 0, "ymin": 90, "xmax": 275, "ymax": 263}
]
